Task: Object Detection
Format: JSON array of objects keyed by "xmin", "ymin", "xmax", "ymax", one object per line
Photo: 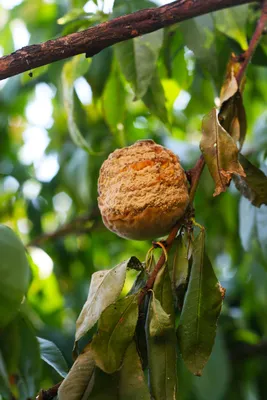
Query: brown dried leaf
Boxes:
[
  {"xmin": 233, "ymin": 154, "xmax": 267, "ymax": 207},
  {"xmin": 220, "ymin": 65, "xmax": 238, "ymax": 104},
  {"xmin": 219, "ymin": 91, "xmax": 247, "ymax": 149},
  {"xmin": 200, "ymin": 108, "xmax": 245, "ymax": 196}
]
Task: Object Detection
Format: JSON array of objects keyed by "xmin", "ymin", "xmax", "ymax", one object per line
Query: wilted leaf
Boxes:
[
  {"xmin": 213, "ymin": 5, "xmax": 249, "ymax": 50},
  {"xmin": 256, "ymin": 205, "xmax": 267, "ymax": 256},
  {"xmin": 169, "ymin": 234, "xmax": 190, "ymax": 310},
  {"xmin": 200, "ymin": 108, "xmax": 245, "ymax": 196},
  {"xmin": 143, "ymin": 68, "xmax": 169, "ymax": 125},
  {"xmin": 177, "ymin": 231, "xmax": 223, "ymax": 376},
  {"xmin": 58, "ymin": 344, "xmax": 95, "ymax": 400},
  {"xmin": 219, "ymin": 65, "xmax": 238, "ymax": 105},
  {"xmin": 233, "ymin": 154, "xmax": 267, "ymax": 206},
  {"xmin": 118, "ymin": 341, "xmax": 150, "ymax": 400},
  {"xmin": 0, "ymin": 225, "xmax": 30, "ymax": 329},
  {"xmin": 91, "ymin": 295, "xmax": 139, "ymax": 373},
  {"xmin": 146, "ymin": 266, "xmax": 178, "ymax": 400},
  {"xmin": 219, "ymin": 91, "xmax": 247, "ymax": 148},
  {"xmin": 149, "ymin": 291, "xmax": 172, "ymax": 336},
  {"xmin": 62, "ymin": 56, "xmax": 98, "ymax": 154},
  {"xmin": 239, "ymin": 196, "xmax": 256, "ymax": 251},
  {"xmin": 115, "ymin": 30, "xmax": 163, "ymax": 98},
  {"xmin": 75, "ymin": 259, "xmax": 132, "ymax": 344},
  {"xmin": 38, "ymin": 337, "xmax": 68, "ymax": 378}
]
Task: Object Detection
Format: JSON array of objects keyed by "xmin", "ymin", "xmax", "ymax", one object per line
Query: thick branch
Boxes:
[{"xmin": 0, "ymin": 0, "xmax": 256, "ymax": 80}]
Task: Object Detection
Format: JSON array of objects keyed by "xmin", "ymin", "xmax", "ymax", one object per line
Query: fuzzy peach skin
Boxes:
[{"xmin": 97, "ymin": 140, "xmax": 189, "ymax": 240}]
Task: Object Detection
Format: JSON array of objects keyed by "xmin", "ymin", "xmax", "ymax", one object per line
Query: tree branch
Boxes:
[{"xmin": 0, "ymin": 0, "xmax": 256, "ymax": 81}]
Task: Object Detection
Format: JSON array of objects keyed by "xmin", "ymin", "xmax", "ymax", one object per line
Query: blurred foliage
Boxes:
[{"xmin": 0, "ymin": 0, "xmax": 267, "ymax": 399}]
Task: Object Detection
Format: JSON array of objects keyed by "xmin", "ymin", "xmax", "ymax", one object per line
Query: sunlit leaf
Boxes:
[
  {"xmin": 177, "ymin": 231, "xmax": 223, "ymax": 376},
  {"xmin": 0, "ymin": 225, "xmax": 30, "ymax": 329},
  {"xmin": 75, "ymin": 259, "xmax": 133, "ymax": 344},
  {"xmin": 57, "ymin": 9, "xmax": 92, "ymax": 25},
  {"xmin": 58, "ymin": 344, "xmax": 95, "ymax": 400},
  {"xmin": 213, "ymin": 5, "xmax": 249, "ymax": 50},
  {"xmin": 200, "ymin": 108, "xmax": 245, "ymax": 196},
  {"xmin": 91, "ymin": 295, "xmax": 139, "ymax": 373},
  {"xmin": 102, "ymin": 62, "xmax": 126, "ymax": 140},
  {"xmin": 115, "ymin": 30, "xmax": 164, "ymax": 98},
  {"xmin": 38, "ymin": 337, "xmax": 68, "ymax": 378},
  {"xmin": 118, "ymin": 341, "xmax": 150, "ymax": 399},
  {"xmin": 146, "ymin": 265, "xmax": 178, "ymax": 400},
  {"xmin": 233, "ymin": 154, "xmax": 267, "ymax": 207}
]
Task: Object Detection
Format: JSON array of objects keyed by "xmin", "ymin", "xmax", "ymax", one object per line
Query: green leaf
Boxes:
[
  {"xmin": 142, "ymin": 68, "xmax": 169, "ymax": 125},
  {"xmin": 239, "ymin": 196, "xmax": 256, "ymax": 251},
  {"xmin": 0, "ymin": 225, "xmax": 30, "ymax": 329},
  {"xmin": 58, "ymin": 344, "xmax": 95, "ymax": 400},
  {"xmin": 89, "ymin": 368, "xmax": 119, "ymax": 400},
  {"xmin": 169, "ymin": 234, "xmax": 190, "ymax": 310},
  {"xmin": 146, "ymin": 266, "xmax": 178, "ymax": 400},
  {"xmin": 149, "ymin": 291, "xmax": 172, "ymax": 337},
  {"xmin": 200, "ymin": 107, "xmax": 245, "ymax": 196},
  {"xmin": 233, "ymin": 154, "xmax": 267, "ymax": 207},
  {"xmin": 118, "ymin": 341, "xmax": 150, "ymax": 400},
  {"xmin": 75, "ymin": 259, "xmax": 132, "ymax": 344},
  {"xmin": 0, "ymin": 351, "xmax": 11, "ymax": 398},
  {"xmin": 62, "ymin": 56, "xmax": 98, "ymax": 154},
  {"xmin": 213, "ymin": 5, "xmax": 249, "ymax": 50},
  {"xmin": 87, "ymin": 47, "xmax": 113, "ymax": 98},
  {"xmin": 102, "ymin": 62, "xmax": 126, "ymax": 139},
  {"xmin": 177, "ymin": 231, "xmax": 223, "ymax": 376},
  {"xmin": 115, "ymin": 30, "xmax": 163, "ymax": 98},
  {"xmin": 91, "ymin": 295, "xmax": 139, "ymax": 373},
  {"xmin": 256, "ymin": 205, "xmax": 267, "ymax": 256},
  {"xmin": 179, "ymin": 15, "xmax": 218, "ymax": 79},
  {"xmin": 17, "ymin": 314, "xmax": 41, "ymax": 399},
  {"xmin": 38, "ymin": 337, "xmax": 68, "ymax": 378},
  {"xmin": 57, "ymin": 8, "xmax": 92, "ymax": 25},
  {"xmin": 0, "ymin": 318, "xmax": 20, "ymax": 375}
]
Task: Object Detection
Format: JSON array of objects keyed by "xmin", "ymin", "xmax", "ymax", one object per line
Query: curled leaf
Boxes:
[
  {"xmin": 75, "ymin": 259, "xmax": 133, "ymax": 345},
  {"xmin": 233, "ymin": 154, "xmax": 267, "ymax": 207},
  {"xmin": 200, "ymin": 107, "xmax": 245, "ymax": 196},
  {"xmin": 149, "ymin": 291, "xmax": 172, "ymax": 337}
]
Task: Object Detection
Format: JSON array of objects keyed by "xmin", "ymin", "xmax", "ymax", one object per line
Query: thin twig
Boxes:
[
  {"xmin": 0, "ymin": 0, "xmax": 255, "ymax": 80},
  {"xmin": 236, "ymin": 0, "xmax": 267, "ymax": 85},
  {"xmin": 27, "ymin": 209, "xmax": 98, "ymax": 247}
]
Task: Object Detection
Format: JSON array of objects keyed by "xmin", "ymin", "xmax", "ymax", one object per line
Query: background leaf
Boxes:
[
  {"xmin": 177, "ymin": 231, "xmax": 223, "ymax": 376},
  {"xmin": 0, "ymin": 225, "xmax": 29, "ymax": 329},
  {"xmin": 38, "ymin": 337, "xmax": 69, "ymax": 378}
]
